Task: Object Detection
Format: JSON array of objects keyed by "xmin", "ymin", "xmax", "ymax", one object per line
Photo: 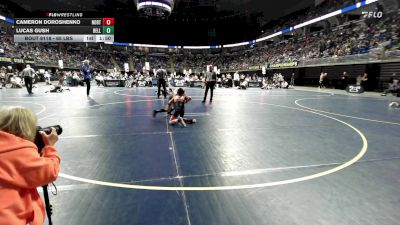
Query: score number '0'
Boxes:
[
  {"xmin": 102, "ymin": 18, "xmax": 114, "ymax": 34},
  {"xmin": 103, "ymin": 18, "xmax": 115, "ymax": 26},
  {"xmin": 103, "ymin": 26, "xmax": 114, "ymax": 34}
]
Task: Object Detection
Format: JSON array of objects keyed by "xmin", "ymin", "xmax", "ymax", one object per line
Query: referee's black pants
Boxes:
[
  {"xmin": 203, "ymin": 81, "xmax": 216, "ymax": 102},
  {"xmin": 24, "ymin": 76, "xmax": 33, "ymax": 94},
  {"xmin": 84, "ymin": 78, "xmax": 91, "ymax": 96},
  {"xmin": 157, "ymin": 79, "xmax": 167, "ymax": 98}
]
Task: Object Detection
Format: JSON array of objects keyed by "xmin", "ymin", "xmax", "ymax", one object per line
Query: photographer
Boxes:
[{"xmin": 0, "ymin": 106, "xmax": 60, "ymax": 225}]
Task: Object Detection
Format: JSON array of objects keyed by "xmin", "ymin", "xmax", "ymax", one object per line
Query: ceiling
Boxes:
[
  {"xmin": 7, "ymin": 0, "xmax": 316, "ymax": 23},
  {"xmin": 3, "ymin": 0, "xmax": 325, "ymax": 45}
]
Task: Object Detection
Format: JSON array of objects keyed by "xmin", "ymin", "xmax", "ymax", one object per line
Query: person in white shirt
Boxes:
[
  {"xmin": 278, "ymin": 73, "xmax": 284, "ymax": 88},
  {"xmin": 240, "ymin": 74, "xmax": 245, "ymax": 82},
  {"xmin": 11, "ymin": 75, "xmax": 23, "ymax": 88},
  {"xmin": 356, "ymin": 73, "xmax": 368, "ymax": 86},
  {"xmin": 0, "ymin": 68, "xmax": 6, "ymax": 89},
  {"xmin": 138, "ymin": 73, "xmax": 144, "ymax": 81},
  {"xmin": 239, "ymin": 77, "xmax": 250, "ymax": 90},
  {"xmin": 233, "ymin": 71, "xmax": 240, "ymax": 87},
  {"xmin": 261, "ymin": 77, "xmax": 271, "ymax": 90},
  {"xmin": 44, "ymin": 71, "xmax": 51, "ymax": 85},
  {"xmin": 319, "ymin": 72, "xmax": 327, "ymax": 88},
  {"xmin": 96, "ymin": 74, "xmax": 105, "ymax": 87},
  {"xmin": 282, "ymin": 80, "xmax": 289, "ymax": 89},
  {"xmin": 217, "ymin": 76, "xmax": 222, "ymax": 88},
  {"xmin": 184, "ymin": 73, "xmax": 190, "ymax": 87}
]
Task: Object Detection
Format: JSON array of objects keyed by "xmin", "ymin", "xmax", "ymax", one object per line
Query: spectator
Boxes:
[
  {"xmin": 381, "ymin": 78, "xmax": 400, "ymax": 96},
  {"xmin": 356, "ymin": 73, "xmax": 368, "ymax": 86}
]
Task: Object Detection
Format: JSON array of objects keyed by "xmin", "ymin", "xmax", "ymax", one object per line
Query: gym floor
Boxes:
[{"xmin": 1, "ymin": 84, "xmax": 399, "ymax": 225}]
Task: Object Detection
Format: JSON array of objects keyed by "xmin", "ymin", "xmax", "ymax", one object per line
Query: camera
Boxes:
[{"xmin": 34, "ymin": 125, "xmax": 63, "ymax": 152}]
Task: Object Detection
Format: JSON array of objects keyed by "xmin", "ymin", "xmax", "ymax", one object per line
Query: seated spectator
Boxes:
[
  {"xmin": 0, "ymin": 67, "xmax": 6, "ymax": 89},
  {"xmin": 10, "ymin": 75, "xmax": 22, "ymax": 88},
  {"xmin": 356, "ymin": 73, "xmax": 368, "ymax": 86},
  {"xmin": 239, "ymin": 77, "xmax": 250, "ymax": 90},
  {"xmin": 72, "ymin": 72, "xmax": 80, "ymax": 86},
  {"xmin": 95, "ymin": 74, "xmax": 104, "ymax": 87},
  {"xmin": 381, "ymin": 79, "xmax": 400, "ymax": 96},
  {"xmin": 261, "ymin": 77, "xmax": 272, "ymax": 90},
  {"xmin": 282, "ymin": 80, "xmax": 289, "ymax": 89},
  {"xmin": 44, "ymin": 71, "xmax": 51, "ymax": 85}
]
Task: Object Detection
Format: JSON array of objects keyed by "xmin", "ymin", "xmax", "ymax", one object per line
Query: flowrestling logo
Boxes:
[{"xmin": 361, "ymin": 11, "xmax": 383, "ymax": 19}]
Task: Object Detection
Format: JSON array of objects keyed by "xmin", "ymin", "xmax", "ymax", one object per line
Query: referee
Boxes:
[
  {"xmin": 202, "ymin": 66, "xmax": 216, "ymax": 103},
  {"xmin": 156, "ymin": 65, "xmax": 167, "ymax": 99},
  {"xmin": 22, "ymin": 64, "xmax": 35, "ymax": 95}
]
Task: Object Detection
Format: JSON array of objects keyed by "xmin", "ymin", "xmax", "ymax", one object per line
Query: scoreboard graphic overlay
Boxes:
[{"xmin": 13, "ymin": 12, "xmax": 114, "ymax": 43}]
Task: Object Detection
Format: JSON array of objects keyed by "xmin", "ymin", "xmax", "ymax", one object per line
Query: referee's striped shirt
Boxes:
[{"xmin": 205, "ymin": 71, "xmax": 215, "ymax": 81}]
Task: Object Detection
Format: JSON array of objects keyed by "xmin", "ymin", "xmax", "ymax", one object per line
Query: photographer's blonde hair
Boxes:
[{"xmin": 0, "ymin": 106, "xmax": 38, "ymax": 141}]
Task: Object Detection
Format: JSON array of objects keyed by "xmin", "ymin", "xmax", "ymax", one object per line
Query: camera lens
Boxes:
[{"xmin": 44, "ymin": 125, "xmax": 63, "ymax": 135}]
